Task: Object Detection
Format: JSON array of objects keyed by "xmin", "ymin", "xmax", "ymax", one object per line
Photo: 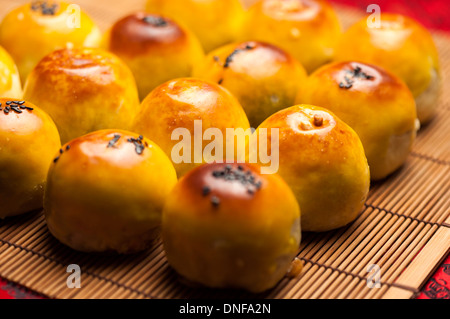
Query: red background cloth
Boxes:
[
  {"xmin": 332, "ymin": 0, "xmax": 450, "ymax": 31},
  {"xmin": 0, "ymin": 0, "xmax": 449, "ymax": 299},
  {"xmin": 416, "ymin": 258, "xmax": 450, "ymax": 299},
  {"xmin": 0, "ymin": 279, "xmax": 43, "ymax": 299}
]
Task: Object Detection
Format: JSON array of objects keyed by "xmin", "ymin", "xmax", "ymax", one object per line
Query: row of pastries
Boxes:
[{"xmin": 0, "ymin": 0, "xmax": 441, "ymax": 293}]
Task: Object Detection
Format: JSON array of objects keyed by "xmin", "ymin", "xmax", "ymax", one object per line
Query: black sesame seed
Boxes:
[
  {"xmin": 31, "ymin": 1, "xmax": 59, "ymax": 15},
  {"xmin": 107, "ymin": 134, "xmax": 121, "ymax": 148},
  {"xmin": 53, "ymin": 156, "xmax": 60, "ymax": 163},
  {"xmin": 143, "ymin": 16, "xmax": 168, "ymax": 27},
  {"xmin": 218, "ymin": 79, "xmax": 223, "ymax": 85},
  {"xmin": 5, "ymin": 101, "xmax": 12, "ymax": 105},
  {"xmin": 65, "ymin": 145, "xmax": 71, "ymax": 151},
  {"xmin": 135, "ymin": 144, "xmax": 145, "ymax": 155},
  {"xmin": 211, "ymin": 196, "xmax": 220, "ymax": 208},
  {"xmin": 25, "ymin": 106, "xmax": 33, "ymax": 111},
  {"xmin": 59, "ymin": 149, "xmax": 63, "ymax": 154},
  {"xmin": 211, "ymin": 165, "xmax": 263, "ymax": 196},
  {"xmin": 223, "ymin": 44, "xmax": 255, "ymax": 68},
  {"xmin": 339, "ymin": 66, "xmax": 374, "ymax": 90},
  {"xmin": 202, "ymin": 186, "xmax": 211, "ymax": 196},
  {"xmin": 339, "ymin": 76, "xmax": 353, "ymax": 90},
  {"xmin": 11, "ymin": 106, "xmax": 22, "ymax": 113},
  {"xmin": 127, "ymin": 136, "xmax": 146, "ymax": 155}
]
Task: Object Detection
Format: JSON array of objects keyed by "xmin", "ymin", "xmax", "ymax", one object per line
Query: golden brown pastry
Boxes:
[
  {"xmin": 44, "ymin": 129, "xmax": 177, "ymax": 253},
  {"xmin": 0, "ymin": 98, "xmax": 60, "ymax": 219},
  {"xmin": 241, "ymin": 0, "xmax": 260, "ymax": 9},
  {"xmin": 253, "ymin": 104, "xmax": 370, "ymax": 232},
  {"xmin": 298, "ymin": 62, "xmax": 418, "ymax": 180},
  {"xmin": 163, "ymin": 162, "xmax": 300, "ymax": 293},
  {"xmin": 193, "ymin": 41, "xmax": 307, "ymax": 127},
  {"xmin": 145, "ymin": 0, "xmax": 245, "ymax": 52},
  {"xmin": 0, "ymin": 47, "xmax": 22, "ymax": 99},
  {"xmin": 105, "ymin": 12, "xmax": 205, "ymax": 100},
  {"xmin": 0, "ymin": 1, "xmax": 102, "ymax": 83},
  {"xmin": 0, "ymin": 46, "xmax": 22, "ymax": 99},
  {"xmin": 23, "ymin": 48, "xmax": 140, "ymax": 144},
  {"xmin": 132, "ymin": 78, "xmax": 250, "ymax": 177},
  {"xmin": 243, "ymin": 0, "xmax": 342, "ymax": 73},
  {"xmin": 334, "ymin": 13, "xmax": 441, "ymax": 124}
]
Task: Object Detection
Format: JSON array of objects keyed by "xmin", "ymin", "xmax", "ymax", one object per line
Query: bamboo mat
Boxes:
[{"xmin": 0, "ymin": 0, "xmax": 449, "ymax": 299}]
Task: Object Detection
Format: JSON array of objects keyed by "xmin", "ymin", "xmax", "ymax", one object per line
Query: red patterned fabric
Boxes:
[
  {"xmin": 0, "ymin": 0, "xmax": 449, "ymax": 300},
  {"xmin": 331, "ymin": 0, "xmax": 450, "ymax": 31},
  {"xmin": 0, "ymin": 278, "xmax": 42, "ymax": 299},
  {"xmin": 416, "ymin": 255, "xmax": 450, "ymax": 299}
]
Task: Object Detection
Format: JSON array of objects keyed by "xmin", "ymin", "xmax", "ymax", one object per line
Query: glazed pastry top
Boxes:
[
  {"xmin": 48, "ymin": 129, "xmax": 177, "ymax": 209},
  {"xmin": 0, "ymin": 46, "xmax": 21, "ymax": 95},
  {"xmin": 0, "ymin": 98, "xmax": 57, "ymax": 137},
  {"xmin": 108, "ymin": 13, "xmax": 195, "ymax": 57},
  {"xmin": 301, "ymin": 61, "xmax": 417, "ymax": 134},
  {"xmin": 335, "ymin": 13, "xmax": 440, "ymax": 97},
  {"xmin": 165, "ymin": 162, "xmax": 300, "ymax": 235},
  {"xmin": 24, "ymin": 48, "xmax": 137, "ymax": 102},
  {"xmin": 195, "ymin": 41, "xmax": 305, "ymax": 82},
  {"xmin": 245, "ymin": 0, "xmax": 342, "ymax": 72}
]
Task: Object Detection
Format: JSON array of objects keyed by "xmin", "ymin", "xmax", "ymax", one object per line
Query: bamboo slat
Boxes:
[
  {"xmin": 0, "ymin": 0, "xmax": 449, "ymax": 299},
  {"xmin": 391, "ymin": 227, "xmax": 450, "ymax": 288}
]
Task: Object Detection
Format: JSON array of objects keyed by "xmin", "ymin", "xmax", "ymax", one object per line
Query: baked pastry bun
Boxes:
[
  {"xmin": 105, "ymin": 12, "xmax": 205, "ymax": 100},
  {"xmin": 0, "ymin": 46, "xmax": 22, "ymax": 99},
  {"xmin": 0, "ymin": 1, "xmax": 102, "ymax": 83},
  {"xmin": 298, "ymin": 61, "xmax": 418, "ymax": 180},
  {"xmin": 253, "ymin": 104, "xmax": 370, "ymax": 232},
  {"xmin": 23, "ymin": 48, "xmax": 140, "ymax": 144},
  {"xmin": 334, "ymin": 13, "xmax": 441, "ymax": 124},
  {"xmin": 44, "ymin": 129, "xmax": 177, "ymax": 253},
  {"xmin": 0, "ymin": 98, "xmax": 60, "ymax": 219},
  {"xmin": 163, "ymin": 162, "xmax": 300, "ymax": 293},
  {"xmin": 244, "ymin": 0, "xmax": 342, "ymax": 73},
  {"xmin": 193, "ymin": 41, "xmax": 307, "ymax": 127},
  {"xmin": 241, "ymin": 0, "xmax": 259, "ymax": 9},
  {"xmin": 132, "ymin": 78, "xmax": 250, "ymax": 177},
  {"xmin": 145, "ymin": 0, "xmax": 245, "ymax": 52}
]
